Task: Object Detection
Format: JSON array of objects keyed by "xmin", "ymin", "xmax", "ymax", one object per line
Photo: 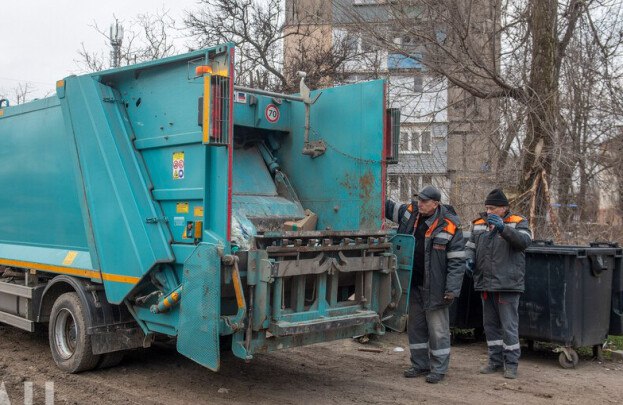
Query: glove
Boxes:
[
  {"xmin": 443, "ymin": 292, "xmax": 455, "ymax": 304},
  {"xmin": 465, "ymin": 259, "xmax": 474, "ymax": 277},
  {"xmin": 487, "ymin": 214, "xmax": 505, "ymax": 232}
]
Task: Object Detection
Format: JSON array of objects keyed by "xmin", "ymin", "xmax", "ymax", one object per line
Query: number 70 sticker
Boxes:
[{"xmin": 265, "ymin": 104, "xmax": 280, "ymax": 123}]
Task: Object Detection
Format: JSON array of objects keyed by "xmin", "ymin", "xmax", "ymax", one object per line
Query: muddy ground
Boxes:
[{"xmin": 0, "ymin": 326, "xmax": 621, "ymax": 404}]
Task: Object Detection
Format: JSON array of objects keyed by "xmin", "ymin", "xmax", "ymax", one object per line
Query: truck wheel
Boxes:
[
  {"xmin": 49, "ymin": 292, "xmax": 100, "ymax": 373},
  {"xmin": 96, "ymin": 351, "xmax": 125, "ymax": 369}
]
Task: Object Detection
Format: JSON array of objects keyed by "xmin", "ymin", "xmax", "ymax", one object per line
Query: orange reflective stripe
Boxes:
[
  {"xmin": 425, "ymin": 218, "xmax": 439, "ymax": 238},
  {"xmin": 473, "ymin": 218, "xmax": 486, "ymax": 225},
  {"xmin": 407, "ymin": 204, "xmax": 413, "ymax": 212},
  {"xmin": 443, "ymin": 219, "xmax": 457, "ymax": 235},
  {"xmin": 504, "ymin": 215, "xmax": 524, "ymax": 224}
]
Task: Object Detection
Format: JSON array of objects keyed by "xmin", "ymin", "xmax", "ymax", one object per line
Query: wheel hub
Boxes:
[{"xmin": 54, "ymin": 308, "xmax": 78, "ymax": 360}]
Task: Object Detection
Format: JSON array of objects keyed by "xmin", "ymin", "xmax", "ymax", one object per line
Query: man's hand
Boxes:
[
  {"xmin": 443, "ymin": 292, "xmax": 455, "ymax": 304},
  {"xmin": 486, "ymin": 214, "xmax": 505, "ymax": 232}
]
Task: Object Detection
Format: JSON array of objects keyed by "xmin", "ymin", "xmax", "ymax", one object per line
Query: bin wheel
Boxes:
[
  {"xmin": 558, "ymin": 350, "xmax": 579, "ymax": 369},
  {"xmin": 593, "ymin": 345, "xmax": 604, "ymax": 361},
  {"xmin": 49, "ymin": 292, "xmax": 101, "ymax": 373}
]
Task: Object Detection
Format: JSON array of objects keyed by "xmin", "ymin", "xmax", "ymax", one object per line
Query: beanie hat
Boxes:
[{"xmin": 485, "ymin": 189, "xmax": 509, "ymax": 206}]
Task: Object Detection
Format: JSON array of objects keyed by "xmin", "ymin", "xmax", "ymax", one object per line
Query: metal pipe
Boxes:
[
  {"xmin": 304, "ymin": 103, "xmax": 311, "ymax": 144},
  {"xmin": 231, "ymin": 256, "xmax": 247, "ymax": 313},
  {"xmin": 233, "ymin": 85, "xmax": 304, "ymax": 102},
  {"xmin": 257, "ymin": 142, "xmax": 280, "ymax": 174},
  {"xmin": 244, "ymin": 285, "xmax": 254, "ymax": 355},
  {"xmin": 150, "ymin": 285, "xmax": 183, "ymax": 313},
  {"xmin": 272, "ymin": 278, "xmax": 283, "ymax": 319}
]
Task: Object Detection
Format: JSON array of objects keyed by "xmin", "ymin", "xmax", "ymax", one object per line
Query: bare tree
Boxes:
[
  {"xmin": 76, "ymin": 9, "xmax": 178, "ymax": 72},
  {"xmin": 184, "ymin": 0, "xmax": 359, "ymax": 91},
  {"xmin": 339, "ymin": 0, "xmax": 623, "ymax": 239},
  {"xmin": 12, "ymin": 82, "xmax": 32, "ymax": 105}
]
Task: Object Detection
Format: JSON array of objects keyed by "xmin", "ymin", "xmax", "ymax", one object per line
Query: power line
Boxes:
[{"xmin": 0, "ymin": 76, "xmax": 52, "ymax": 86}]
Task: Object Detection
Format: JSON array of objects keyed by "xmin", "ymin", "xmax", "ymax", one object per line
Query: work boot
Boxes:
[
  {"xmin": 504, "ymin": 368, "xmax": 517, "ymax": 379},
  {"xmin": 425, "ymin": 373, "xmax": 445, "ymax": 384},
  {"xmin": 479, "ymin": 364, "xmax": 503, "ymax": 374},
  {"xmin": 403, "ymin": 366, "xmax": 428, "ymax": 378}
]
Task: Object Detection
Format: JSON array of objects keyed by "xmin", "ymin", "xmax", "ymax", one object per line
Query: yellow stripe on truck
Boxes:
[
  {"xmin": 0, "ymin": 258, "xmax": 101, "ymax": 279},
  {"xmin": 101, "ymin": 273, "xmax": 141, "ymax": 284},
  {"xmin": 0, "ymin": 258, "xmax": 140, "ymax": 284}
]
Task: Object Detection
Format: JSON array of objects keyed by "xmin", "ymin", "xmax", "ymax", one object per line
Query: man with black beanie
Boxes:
[{"xmin": 465, "ymin": 188, "xmax": 532, "ymax": 379}]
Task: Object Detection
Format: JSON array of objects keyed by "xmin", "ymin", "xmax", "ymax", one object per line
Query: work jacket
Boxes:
[
  {"xmin": 386, "ymin": 200, "xmax": 466, "ymax": 310},
  {"xmin": 465, "ymin": 211, "xmax": 532, "ymax": 292}
]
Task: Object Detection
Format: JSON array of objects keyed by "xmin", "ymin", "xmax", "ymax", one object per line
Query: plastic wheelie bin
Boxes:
[
  {"xmin": 519, "ymin": 241, "xmax": 620, "ymax": 368},
  {"xmin": 609, "ymin": 243, "xmax": 623, "ymax": 335}
]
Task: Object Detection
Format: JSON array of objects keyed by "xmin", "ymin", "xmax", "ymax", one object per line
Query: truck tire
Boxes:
[
  {"xmin": 96, "ymin": 351, "xmax": 125, "ymax": 369},
  {"xmin": 49, "ymin": 292, "xmax": 101, "ymax": 373}
]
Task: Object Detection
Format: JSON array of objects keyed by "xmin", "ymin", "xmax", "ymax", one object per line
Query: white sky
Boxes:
[{"xmin": 0, "ymin": 0, "xmax": 200, "ymax": 101}]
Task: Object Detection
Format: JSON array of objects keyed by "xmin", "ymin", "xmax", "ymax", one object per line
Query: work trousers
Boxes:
[
  {"xmin": 408, "ymin": 286, "xmax": 451, "ymax": 374},
  {"xmin": 482, "ymin": 291, "xmax": 521, "ymax": 371}
]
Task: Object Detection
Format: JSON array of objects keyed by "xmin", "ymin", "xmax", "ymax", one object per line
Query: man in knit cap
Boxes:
[{"xmin": 465, "ymin": 189, "xmax": 532, "ymax": 379}]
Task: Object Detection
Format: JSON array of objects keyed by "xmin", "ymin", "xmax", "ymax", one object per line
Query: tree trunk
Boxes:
[{"xmin": 518, "ymin": 0, "xmax": 559, "ymax": 238}]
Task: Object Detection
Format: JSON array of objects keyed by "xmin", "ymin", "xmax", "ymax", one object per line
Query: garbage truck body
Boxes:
[{"xmin": 0, "ymin": 44, "xmax": 412, "ymax": 372}]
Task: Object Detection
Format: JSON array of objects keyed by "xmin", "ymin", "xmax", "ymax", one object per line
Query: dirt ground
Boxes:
[{"xmin": 0, "ymin": 326, "xmax": 621, "ymax": 405}]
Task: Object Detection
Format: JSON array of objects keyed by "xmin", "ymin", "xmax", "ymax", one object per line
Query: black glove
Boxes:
[{"xmin": 487, "ymin": 214, "xmax": 505, "ymax": 232}]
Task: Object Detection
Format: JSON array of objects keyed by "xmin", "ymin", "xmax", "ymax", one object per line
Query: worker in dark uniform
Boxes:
[
  {"xmin": 465, "ymin": 189, "xmax": 532, "ymax": 379},
  {"xmin": 386, "ymin": 185, "xmax": 465, "ymax": 384}
]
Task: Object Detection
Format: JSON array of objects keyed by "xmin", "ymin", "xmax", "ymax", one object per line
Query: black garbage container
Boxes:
[
  {"xmin": 609, "ymin": 244, "xmax": 623, "ymax": 335},
  {"xmin": 450, "ymin": 230, "xmax": 484, "ymax": 333},
  {"xmin": 520, "ymin": 241, "xmax": 619, "ymax": 368},
  {"xmin": 450, "ymin": 273, "xmax": 483, "ymax": 331}
]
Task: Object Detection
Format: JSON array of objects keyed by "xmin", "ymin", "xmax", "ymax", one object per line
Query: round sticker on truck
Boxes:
[{"xmin": 265, "ymin": 104, "xmax": 280, "ymax": 123}]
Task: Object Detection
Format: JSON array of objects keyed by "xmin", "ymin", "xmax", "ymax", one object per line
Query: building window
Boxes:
[
  {"xmin": 413, "ymin": 76, "xmax": 423, "ymax": 93},
  {"xmin": 388, "ymin": 174, "xmax": 439, "ymax": 202},
  {"xmin": 400, "ymin": 128, "xmax": 431, "ymax": 154},
  {"xmin": 388, "ymin": 175, "xmax": 400, "ymax": 201}
]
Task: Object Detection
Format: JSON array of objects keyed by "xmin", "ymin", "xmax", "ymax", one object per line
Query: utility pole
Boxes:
[{"xmin": 110, "ymin": 19, "xmax": 124, "ymax": 68}]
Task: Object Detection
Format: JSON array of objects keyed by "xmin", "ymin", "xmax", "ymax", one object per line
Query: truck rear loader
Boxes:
[{"xmin": 0, "ymin": 44, "xmax": 412, "ymax": 372}]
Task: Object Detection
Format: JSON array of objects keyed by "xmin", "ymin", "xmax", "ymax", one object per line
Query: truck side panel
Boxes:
[
  {"xmin": 58, "ymin": 76, "xmax": 176, "ymax": 303},
  {"xmin": 0, "ymin": 98, "xmax": 98, "ymax": 277}
]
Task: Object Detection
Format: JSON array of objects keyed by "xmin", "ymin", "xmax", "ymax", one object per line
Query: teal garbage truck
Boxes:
[{"xmin": 0, "ymin": 44, "xmax": 412, "ymax": 372}]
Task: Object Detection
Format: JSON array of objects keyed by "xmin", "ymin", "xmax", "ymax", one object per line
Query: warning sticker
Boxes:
[
  {"xmin": 173, "ymin": 152, "xmax": 185, "ymax": 180},
  {"xmin": 176, "ymin": 202, "xmax": 189, "ymax": 214},
  {"xmin": 194, "ymin": 206, "xmax": 204, "ymax": 217},
  {"xmin": 265, "ymin": 104, "xmax": 280, "ymax": 123},
  {"xmin": 234, "ymin": 91, "xmax": 248, "ymax": 104}
]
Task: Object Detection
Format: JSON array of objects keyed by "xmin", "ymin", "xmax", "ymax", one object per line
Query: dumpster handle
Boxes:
[
  {"xmin": 532, "ymin": 239, "xmax": 554, "ymax": 246},
  {"xmin": 589, "ymin": 255, "xmax": 607, "ymax": 277}
]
